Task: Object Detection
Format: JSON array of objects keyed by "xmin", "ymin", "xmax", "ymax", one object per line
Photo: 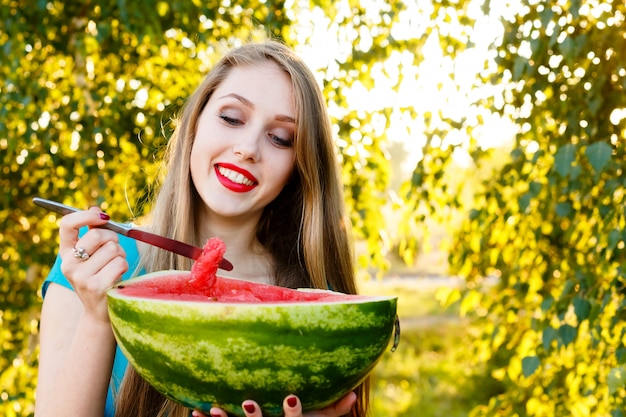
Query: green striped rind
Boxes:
[{"xmin": 107, "ymin": 271, "xmax": 398, "ymax": 417}]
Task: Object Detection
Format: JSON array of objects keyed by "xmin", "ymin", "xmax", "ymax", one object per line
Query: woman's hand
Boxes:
[
  {"xmin": 59, "ymin": 206, "xmax": 128, "ymax": 323},
  {"xmin": 194, "ymin": 392, "xmax": 357, "ymax": 417}
]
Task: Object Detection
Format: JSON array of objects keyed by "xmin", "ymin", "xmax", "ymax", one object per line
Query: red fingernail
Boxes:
[
  {"xmin": 287, "ymin": 396, "xmax": 298, "ymax": 408},
  {"xmin": 243, "ymin": 403, "xmax": 256, "ymax": 413},
  {"xmin": 99, "ymin": 212, "xmax": 110, "ymax": 220}
]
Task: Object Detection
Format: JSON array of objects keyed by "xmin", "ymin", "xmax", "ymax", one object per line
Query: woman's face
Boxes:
[{"xmin": 190, "ymin": 61, "xmax": 296, "ymax": 223}]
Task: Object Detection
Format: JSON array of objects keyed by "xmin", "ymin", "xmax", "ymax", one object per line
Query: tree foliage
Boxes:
[{"xmin": 408, "ymin": 1, "xmax": 626, "ymax": 415}]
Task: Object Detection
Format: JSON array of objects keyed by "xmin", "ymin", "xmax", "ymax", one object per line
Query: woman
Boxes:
[{"xmin": 36, "ymin": 40, "xmax": 368, "ymax": 417}]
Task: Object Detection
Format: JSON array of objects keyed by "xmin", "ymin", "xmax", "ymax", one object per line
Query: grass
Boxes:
[
  {"xmin": 358, "ymin": 277, "xmax": 460, "ymax": 317},
  {"xmin": 359, "ymin": 277, "xmax": 499, "ymax": 416}
]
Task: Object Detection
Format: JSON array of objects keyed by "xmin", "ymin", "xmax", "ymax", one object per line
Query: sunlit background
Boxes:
[
  {"xmin": 296, "ymin": 0, "xmax": 519, "ymax": 175},
  {"xmin": 2, "ymin": 0, "xmax": 626, "ymax": 416}
]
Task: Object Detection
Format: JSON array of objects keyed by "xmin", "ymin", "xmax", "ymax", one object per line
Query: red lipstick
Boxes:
[{"xmin": 215, "ymin": 163, "xmax": 258, "ymax": 193}]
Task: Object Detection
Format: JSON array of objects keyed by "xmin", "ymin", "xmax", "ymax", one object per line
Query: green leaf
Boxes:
[
  {"xmin": 539, "ymin": 6, "xmax": 554, "ymax": 27},
  {"xmin": 616, "ymin": 346, "xmax": 626, "ymax": 364},
  {"xmin": 570, "ymin": 0, "xmax": 581, "ymax": 18},
  {"xmin": 511, "ymin": 148, "xmax": 524, "ymax": 161},
  {"xmin": 411, "ymin": 171, "xmax": 423, "ymax": 186},
  {"xmin": 589, "ymin": 95, "xmax": 603, "ymax": 116},
  {"xmin": 522, "ymin": 355, "xmax": 540, "ymax": 377},
  {"xmin": 608, "ymin": 366, "xmax": 626, "ymax": 395},
  {"xmin": 518, "ymin": 192, "xmax": 532, "ymax": 213},
  {"xmin": 554, "ymin": 144, "xmax": 576, "ymax": 178},
  {"xmin": 586, "ymin": 141, "xmax": 612, "ymax": 175},
  {"xmin": 560, "ymin": 280, "xmax": 575, "ymax": 299},
  {"xmin": 570, "ymin": 164, "xmax": 582, "ymax": 180},
  {"xmin": 573, "ymin": 296, "xmax": 591, "ymax": 322},
  {"xmin": 512, "ymin": 56, "xmax": 527, "ymax": 81},
  {"xmin": 558, "ymin": 324, "xmax": 578, "ymax": 346},
  {"xmin": 541, "ymin": 296, "xmax": 554, "ymax": 312},
  {"xmin": 528, "ymin": 181, "xmax": 541, "ymax": 195},
  {"xmin": 560, "ymin": 36, "xmax": 575, "ymax": 64},
  {"xmin": 542, "ymin": 327, "xmax": 558, "ymax": 352},
  {"xmin": 555, "ymin": 202, "xmax": 572, "ymax": 217}
]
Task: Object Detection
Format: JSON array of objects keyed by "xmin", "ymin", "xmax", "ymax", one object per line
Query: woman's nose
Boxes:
[{"xmin": 232, "ymin": 130, "xmax": 261, "ymax": 161}]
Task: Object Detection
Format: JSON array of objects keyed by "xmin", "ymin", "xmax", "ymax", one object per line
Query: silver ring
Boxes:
[{"xmin": 73, "ymin": 246, "xmax": 90, "ymax": 261}]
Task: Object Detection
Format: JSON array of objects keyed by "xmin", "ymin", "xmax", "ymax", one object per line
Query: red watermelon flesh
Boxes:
[
  {"xmin": 116, "ymin": 273, "xmax": 354, "ymax": 303},
  {"xmin": 117, "ymin": 237, "xmax": 354, "ymax": 303},
  {"xmin": 189, "ymin": 237, "xmax": 226, "ymax": 293}
]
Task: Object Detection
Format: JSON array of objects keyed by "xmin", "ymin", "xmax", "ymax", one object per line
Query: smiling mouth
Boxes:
[{"xmin": 216, "ymin": 165, "xmax": 257, "ymax": 186}]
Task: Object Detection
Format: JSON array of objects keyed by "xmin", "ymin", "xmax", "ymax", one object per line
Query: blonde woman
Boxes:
[{"xmin": 36, "ymin": 40, "xmax": 368, "ymax": 417}]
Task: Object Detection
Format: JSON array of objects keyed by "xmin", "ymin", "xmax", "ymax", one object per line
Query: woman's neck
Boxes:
[{"xmin": 200, "ymin": 214, "xmax": 273, "ymax": 284}]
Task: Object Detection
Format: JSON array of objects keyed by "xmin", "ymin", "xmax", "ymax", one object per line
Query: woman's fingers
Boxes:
[
  {"xmin": 58, "ymin": 206, "xmax": 111, "ymax": 254},
  {"xmin": 203, "ymin": 391, "xmax": 357, "ymax": 417},
  {"xmin": 206, "ymin": 407, "xmax": 227, "ymax": 417},
  {"xmin": 59, "ymin": 207, "xmax": 123, "ymax": 279},
  {"xmin": 57, "ymin": 206, "xmax": 128, "ymax": 322},
  {"xmin": 209, "ymin": 392, "xmax": 356, "ymax": 417},
  {"xmin": 283, "ymin": 395, "xmax": 302, "ymax": 417},
  {"xmin": 207, "ymin": 400, "xmax": 264, "ymax": 417},
  {"xmin": 61, "ymin": 229, "xmax": 127, "ymax": 285},
  {"xmin": 242, "ymin": 400, "xmax": 263, "ymax": 417}
]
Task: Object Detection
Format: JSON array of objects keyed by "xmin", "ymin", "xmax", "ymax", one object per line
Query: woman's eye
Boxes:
[
  {"xmin": 219, "ymin": 113, "xmax": 242, "ymax": 126},
  {"xmin": 270, "ymin": 133, "xmax": 293, "ymax": 148}
]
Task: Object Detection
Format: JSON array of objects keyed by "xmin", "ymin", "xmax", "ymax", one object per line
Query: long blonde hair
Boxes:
[{"xmin": 115, "ymin": 40, "xmax": 368, "ymax": 417}]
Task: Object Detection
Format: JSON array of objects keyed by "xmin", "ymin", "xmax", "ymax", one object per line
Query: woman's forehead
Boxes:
[{"xmin": 211, "ymin": 62, "xmax": 296, "ymax": 119}]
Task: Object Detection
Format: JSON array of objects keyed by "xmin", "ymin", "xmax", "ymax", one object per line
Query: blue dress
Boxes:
[{"xmin": 42, "ymin": 233, "xmax": 142, "ymax": 417}]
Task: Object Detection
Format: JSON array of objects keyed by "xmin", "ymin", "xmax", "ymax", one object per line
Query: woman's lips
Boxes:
[{"xmin": 215, "ymin": 163, "xmax": 258, "ymax": 193}]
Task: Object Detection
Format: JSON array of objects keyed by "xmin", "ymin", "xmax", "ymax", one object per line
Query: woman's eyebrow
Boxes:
[
  {"xmin": 219, "ymin": 93, "xmax": 295, "ymax": 123},
  {"xmin": 219, "ymin": 93, "xmax": 254, "ymax": 108},
  {"xmin": 275, "ymin": 114, "xmax": 295, "ymax": 123}
]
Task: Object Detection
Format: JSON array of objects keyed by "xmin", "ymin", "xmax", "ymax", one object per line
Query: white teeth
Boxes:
[{"xmin": 218, "ymin": 166, "xmax": 255, "ymax": 186}]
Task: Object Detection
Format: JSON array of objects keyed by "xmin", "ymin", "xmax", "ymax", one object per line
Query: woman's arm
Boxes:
[
  {"xmin": 35, "ymin": 284, "xmax": 117, "ymax": 416},
  {"xmin": 35, "ymin": 207, "xmax": 128, "ymax": 417}
]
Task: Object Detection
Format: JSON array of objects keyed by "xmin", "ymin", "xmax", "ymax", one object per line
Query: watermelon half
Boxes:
[{"xmin": 107, "ymin": 271, "xmax": 399, "ymax": 417}]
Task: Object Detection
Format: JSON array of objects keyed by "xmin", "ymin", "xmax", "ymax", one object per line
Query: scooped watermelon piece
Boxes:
[{"xmin": 189, "ymin": 237, "xmax": 226, "ymax": 294}]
